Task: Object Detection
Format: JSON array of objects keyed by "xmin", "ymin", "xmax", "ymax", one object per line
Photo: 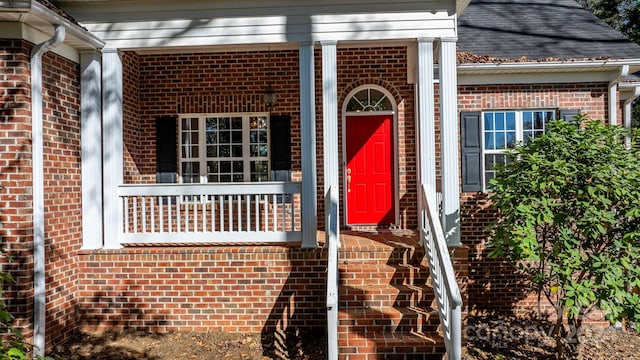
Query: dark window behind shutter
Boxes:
[
  {"xmin": 558, "ymin": 109, "xmax": 580, "ymax": 121},
  {"xmin": 270, "ymin": 115, "xmax": 291, "ymax": 172},
  {"xmin": 461, "ymin": 111, "xmax": 483, "ymax": 192},
  {"xmin": 156, "ymin": 117, "xmax": 177, "ymax": 183}
]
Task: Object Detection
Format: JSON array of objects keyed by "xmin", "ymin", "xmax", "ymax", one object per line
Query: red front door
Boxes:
[{"xmin": 345, "ymin": 114, "xmax": 395, "ymax": 225}]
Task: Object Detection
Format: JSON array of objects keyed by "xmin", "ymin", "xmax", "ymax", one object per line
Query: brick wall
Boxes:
[
  {"xmin": 0, "ymin": 39, "xmax": 83, "ymax": 348},
  {"xmin": 77, "ymin": 246, "xmax": 328, "ymax": 334},
  {"xmin": 0, "ymin": 39, "xmax": 35, "ymax": 340},
  {"xmin": 41, "ymin": 49, "xmax": 83, "ymax": 347},
  {"xmin": 458, "ymin": 82, "xmax": 609, "ymax": 317}
]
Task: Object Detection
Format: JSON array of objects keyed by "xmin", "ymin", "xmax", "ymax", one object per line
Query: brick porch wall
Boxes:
[
  {"xmin": 76, "ymin": 246, "xmax": 328, "ymax": 334},
  {"xmin": 0, "ymin": 39, "xmax": 83, "ymax": 348},
  {"xmin": 458, "ymin": 82, "xmax": 610, "ymax": 318}
]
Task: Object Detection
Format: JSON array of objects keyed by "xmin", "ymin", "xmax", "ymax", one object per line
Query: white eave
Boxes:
[
  {"xmin": 0, "ymin": 0, "xmax": 103, "ymax": 58},
  {"xmin": 457, "ymin": 59, "xmax": 640, "ymax": 85}
]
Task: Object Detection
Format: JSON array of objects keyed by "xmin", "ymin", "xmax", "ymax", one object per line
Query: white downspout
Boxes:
[{"xmin": 30, "ymin": 24, "xmax": 65, "ymax": 358}]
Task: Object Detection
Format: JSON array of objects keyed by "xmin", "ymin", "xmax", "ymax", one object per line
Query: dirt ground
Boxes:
[{"xmin": 48, "ymin": 317, "xmax": 640, "ymax": 360}]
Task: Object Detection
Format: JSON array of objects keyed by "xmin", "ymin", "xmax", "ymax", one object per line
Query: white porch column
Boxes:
[
  {"xmin": 416, "ymin": 38, "xmax": 436, "ymax": 200},
  {"xmin": 102, "ymin": 49, "xmax": 123, "ymax": 249},
  {"xmin": 322, "ymin": 41, "xmax": 339, "ymax": 209},
  {"xmin": 321, "ymin": 40, "xmax": 339, "ymax": 360},
  {"xmin": 80, "ymin": 50, "xmax": 103, "ymax": 249},
  {"xmin": 438, "ymin": 38, "xmax": 461, "ymax": 246},
  {"xmin": 300, "ymin": 42, "xmax": 318, "ymax": 248}
]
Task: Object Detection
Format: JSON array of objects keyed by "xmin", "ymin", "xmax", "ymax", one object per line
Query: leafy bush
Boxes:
[
  {"xmin": 0, "ymin": 270, "xmax": 28, "ymax": 360},
  {"xmin": 489, "ymin": 118, "xmax": 640, "ymax": 358}
]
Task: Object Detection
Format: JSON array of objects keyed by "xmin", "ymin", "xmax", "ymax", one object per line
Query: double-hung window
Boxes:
[
  {"xmin": 482, "ymin": 109, "xmax": 555, "ymax": 186},
  {"xmin": 179, "ymin": 113, "xmax": 269, "ymax": 183}
]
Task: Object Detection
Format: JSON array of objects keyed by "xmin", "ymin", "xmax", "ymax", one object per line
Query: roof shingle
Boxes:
[{"xmin": 458, "ymin": 0, "xmax": 640, "ymax": 61}]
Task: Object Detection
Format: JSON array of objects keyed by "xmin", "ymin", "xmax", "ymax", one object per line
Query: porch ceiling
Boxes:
[{"xmin": 55, "ymin": 0, "xmax": 458, "ymax": 49}]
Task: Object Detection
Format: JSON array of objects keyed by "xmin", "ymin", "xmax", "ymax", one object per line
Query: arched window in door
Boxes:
[{"xmin": 345, "ymin": 87, "xmax": 393, "ymax": 112}]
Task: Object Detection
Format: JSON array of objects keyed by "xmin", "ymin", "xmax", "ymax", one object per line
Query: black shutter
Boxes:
[
  {"xmin": 461, "ymin": 112, "xmax": 483, "ymax": 192},
  {"xmin": 558, "ymin": 109, "xmax": 580, "ymax": 121},
  {"xmin": 156, "ymin": 117, "xmax": 177, "ymax": 183},
  {"xmin": 270, "ymin": 115, "xmax": 291, "ymax": 174}
]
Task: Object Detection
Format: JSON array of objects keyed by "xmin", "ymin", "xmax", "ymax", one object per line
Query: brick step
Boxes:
[
  {"xmin": 339, "ymin": 248, "xmax": 426, "ymax": 266},
  {"xmin": 339, "ymin": 284, "xmax": 436, "ymax": 309},
  {"xmin": 338, "ymin": 263, "xmax": 431, "ymax": 288},
  {"xmin": 339, "ymin": 306, "xmax": 440, "ymax": 334},
  {"xmin": 338, "ymin": 330, "xmax": 445, "ymax": 360}
]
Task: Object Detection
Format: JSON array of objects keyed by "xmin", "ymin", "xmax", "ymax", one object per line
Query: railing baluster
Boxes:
[
  {"xmin": 246, "ymin": 195, "xmax": 250, "ymax": 232},
  {"xmin": 177, "ymin": 195, "xmax": 181, "ymax": 233},
  {"xmin": 123, "ymin": 197, "xmax": 129, "ymax": 234},
  {"xmin": 263, "ymin": 194, "xmax": 268, "ymax": 231},
  {"xmin": 185, "ymin": 196, "xmax": 190, "ymax": 232},
  {"xmin": 254, "ymin": 194, "xmax": 259, "ymax": 232},
  {"xmin": 272, "ymin": 194, "xmax": 277, "ymax": 231},
  {"xmin": 201, "ymin": 195, "xmax": 206, "ymax": 232},
  {"xmin": 168, "ymin": 196, "xmax": 172, "ymax": 233},
  {"xmin": 133, "ymin": 197, "xmax": 138, "ymax": 233},
  {"xmin": 211, "ymin": 195, "xmax": 216, "ymax": 232},
  {"xmin": 159, "ymin": 196, "xmax": 164, "ymax": 233},
  {"xmin": 228, "ymin": 195, "xmax": 233, "ymax": 231},
  {"xmin": 141, "ymin": 196, "xmax": 147, "ymax": 233},
  {"xmin": 151, "ymin": 196, "xmax": 155, "ymax": 233},
  {"xmin": 237, "ymin": 194, "xmax": 242, "ymax": 232},
  {"xmin": 219, "ymin": 195, "xmax": 224, "ymax": 232}
]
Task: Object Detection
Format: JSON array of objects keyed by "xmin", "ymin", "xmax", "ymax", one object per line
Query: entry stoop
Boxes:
[{"xmin": 337, "ymin": 231, "xmax": 446, "ymax": 360}]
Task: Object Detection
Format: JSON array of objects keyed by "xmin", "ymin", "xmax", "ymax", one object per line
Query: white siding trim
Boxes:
[{"xmin": 80, "ymin": 50, "xmax": 104, "ymax": 249}]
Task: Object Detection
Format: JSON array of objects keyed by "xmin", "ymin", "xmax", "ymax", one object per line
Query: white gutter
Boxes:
[
  {"xmin": 29, "ymin": 1, "xmax": 102, "ymax": 49},
  {"xmin": 30, "ymin": 24, "xmax": 65, "ymax": 359},
  {"xmin": 457, "ymin": 59, "xmax": 640, "ymax": 73}
]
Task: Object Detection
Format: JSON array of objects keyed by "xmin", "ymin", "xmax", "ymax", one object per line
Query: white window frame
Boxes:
[
  {"xmin": 178, "ymin": 112, "xmax": 270, "ymax": 183},
  {"xmin": 481, "ymin": 109, "xmax": 556, "ymax": 190}
]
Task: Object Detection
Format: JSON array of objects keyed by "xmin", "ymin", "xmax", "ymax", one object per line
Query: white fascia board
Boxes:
[{"xmin": 458, "ymin": 60, "xmax": 640, "ymax": 85}]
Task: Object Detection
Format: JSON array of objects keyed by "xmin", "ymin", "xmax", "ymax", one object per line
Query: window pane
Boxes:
[
  {"xmin": 506, "ymin": 131, "xmax": 516, "ymax": 148},
  {"xmin": 231, "ymin": 117, "xmax": 243, "ymax": 129},
  {"xmin": 495, "ymin": 113, "xmax": 505, "ymax": 130},
  {"xmin": 206, "ymin": 133, "xmax": 217, "ymax": 145},
  {"xmin": 190, "ymin": 118, "xmax": 198, "ymax": 130},
  {"xmin": 232, "ymin": 145, "xmax": 243, "ymax": 157},
  {"xmin": 233, "ymin": 175, "xmax": 244, "ymax": 182},
  {"xmin": 219, "ymin": 132, "xmax": 230, "ymax": 144},
  {"xmin": 251, "ymin": 161, "xmax": 269, "ymax": 182},
  {"xmin": 496, "ymin": 132, "xmax": 505, "ymax": 149},
  {"xmin": 506, "ymin": 112, "xmax": 516, "ymax": 130},
  {"xmin": 190, "ymin": 146, "xmax": 199, "ymax": 158},
  {"xmin": 233, "ymin": 161, "xmax": 243, "ymax": 173},
  {"xmin": 220, "ymin": 175, "xmax": 232, "ymax": 182},
  {"xmin": 484, "ymin": 113, "xmax": 494, "ymax": 130},
  {"xmin": 484, "ymin": 132, "xmax": 494, "ymax": 150},
  {"xmin": 206, "ymin": 118, "xmax": 217, "ymax": 131},
  {"xmin": 523, "ymin": 131, "xmax": 532, "ymax": 143},
  {"xmin": 232, "ymin": 131, "xmax": 242, "ymax": 143},
  {"xmin": 207, "ymin": 161, "xmax": 218, "ymax": 173},
  {"xmin": 219, "ymin": 118, "xmax": 229, "ymax": 130},
  {"xmin": 534, "ymin": 112, "xmax": 544, "ymax": 130},
  {"xmin": 208, "ymin": 175, "xmax": 219, "ymax": 182}
]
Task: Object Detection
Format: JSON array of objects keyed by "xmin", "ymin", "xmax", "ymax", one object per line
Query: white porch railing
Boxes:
[
  {"xmin": 117, "ymin": 182, "xmax": 302, "ymax": 244},
  {"xmin": 419, "ymin": 185, "xmax": 462, "ymax": 360}
]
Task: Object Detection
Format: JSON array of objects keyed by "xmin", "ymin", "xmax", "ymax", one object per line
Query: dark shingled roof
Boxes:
[{"xmin": 458, "ymin": 0, "xmax": 640, "ymax": 61}]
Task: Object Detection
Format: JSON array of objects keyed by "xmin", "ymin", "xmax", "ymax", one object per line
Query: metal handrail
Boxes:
[
  {"xmin": 420, "ymin": 184, "xmax": 462, "ymax": 360},
  {"xmin": 325, "ymin": 185, "xmax": 339, "ymax": 360}
]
